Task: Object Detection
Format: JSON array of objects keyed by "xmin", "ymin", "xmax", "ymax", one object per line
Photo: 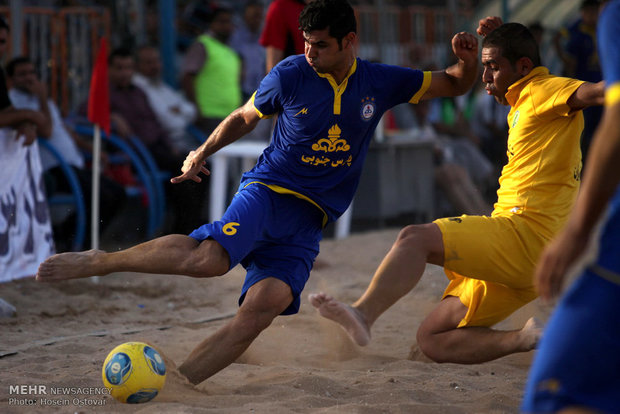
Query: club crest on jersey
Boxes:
[
  {"xmin": 360, "ymin": 97, "xmax": 376, "ymax": 121},
  {"xmin": 511, "ymin": 110, "xmax": 520, "ymax": 128}
]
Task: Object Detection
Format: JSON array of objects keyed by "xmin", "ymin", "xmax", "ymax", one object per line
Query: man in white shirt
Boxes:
[
  {"xmin": 7, "ymin": 56, "xmax": 126, "ymax": 251},
  {"xmin": 133, "ymin": 45, "xmax": 198, "ymax": 152}
]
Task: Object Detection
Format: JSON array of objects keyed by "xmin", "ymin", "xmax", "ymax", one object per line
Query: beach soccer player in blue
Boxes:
[
  {"xmin": 522, "ymin": 1, "xmax": 620, "ymax": 412},
  {"xmin": 36, "ymin": 0, "xmax": 479, "ymax": 385}
]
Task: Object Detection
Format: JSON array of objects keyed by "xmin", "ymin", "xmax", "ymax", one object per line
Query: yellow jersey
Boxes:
[{"xmin": 494, "ymin": 67, "xmax": 585, "ymax": 238}]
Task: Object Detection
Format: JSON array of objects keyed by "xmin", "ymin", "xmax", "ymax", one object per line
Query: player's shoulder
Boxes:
[
  {"xmin": 526, "ymin": 68, "xmax": 567, "ymax": 88},
  {"xmin": 358, "ymin": 58, "xmax": 418, "ymax": 75},
  {"xmin": 272, "ymin": 55, "xmax": 312, "ymax": 78}
]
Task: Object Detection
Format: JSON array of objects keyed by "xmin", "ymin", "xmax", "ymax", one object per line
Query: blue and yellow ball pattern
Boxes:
[{"xmin": 102, "ymin": 342, "xmax": 166, "ymax": 404}]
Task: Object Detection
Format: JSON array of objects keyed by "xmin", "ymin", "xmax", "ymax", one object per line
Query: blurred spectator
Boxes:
[
  {"xmin": 528, "ymin": 21, "xmax": 545, "ymax": 47},
  {"xmin": 103, "ymin": 47, "xmax": 206, "ymax": 235},
  {"xmin": 553, "ymin": 0, "xmax": 602, "ymax": 159},
  {"xmin": 133, "ymin": 45, "xmax": 198, "ymax": 153},
  {"xmin": 389, "ymin": 100, "xmax": 492, "ymax": 216},
  {"xmin": 553, "ymin": 0, "xmax": 601, "ymax": 80},
  {"xmin": 471, "ymin": 81, "xmax": 510, "ymax": 181},
  {"xmin": 7, "ymin": 56, "xmax": 127, "ymax": 252},
  {"xmin": 181, "ymin": 4, "xmax": 241, "ymax": 136},
  {"xmin": 178, "ymin": 1, "xmax": 214, "ymax": 53},
  {"xmin": 259, "ymin": 0, "xmax": 309, "ymax": 72},
  {"xmin": 0, "ymin": 17, "xmax": 53, "ymax": 300},
  {"xmin": 230, "ymin": 1, "xmax": 272, "ymax": 143},
  {"xmin": 427, "ymin": 93, "xmax": 495, "ymax": 200},
  {"xmin": 230, "ymin": 1, "xmax": 266, "ymax": 101}
]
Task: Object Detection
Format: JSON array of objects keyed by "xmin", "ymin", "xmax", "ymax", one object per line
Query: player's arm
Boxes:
[
  {"xmin": 419, "ymin": 32, "xmax": 479, "ymax": 100},
  {"xmin": 535, "ymin": 98, "xmax": 620, "ymax": 301},
  {"xmin": 476, "ymin": 16, "xmax": 503, "ymax": 37},
  {"xmin": 567, "ymin": 80, "xmax": 605, "ymax": 111},
  {"xmin": 170, "ymin": 98, "xmax": 260, "ymax": 184}
]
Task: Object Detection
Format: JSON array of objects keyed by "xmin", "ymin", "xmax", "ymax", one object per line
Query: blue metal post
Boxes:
[
  {"xmin": 158, "ymin": 0, "xmax": 177, "ymax": 88},
  {"xmin": 502, "ymin": 0, "xmax": 510, "ymax": 22}
]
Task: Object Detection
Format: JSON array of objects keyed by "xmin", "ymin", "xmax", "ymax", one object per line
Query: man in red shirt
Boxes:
[{"xmin": 259, "ymin": 0, "xmax": 310, "ymax": 72}]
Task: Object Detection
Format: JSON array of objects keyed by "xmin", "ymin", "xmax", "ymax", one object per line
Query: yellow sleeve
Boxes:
[
  {"xmin": 605, "ymin": 82, "xmax": 620, "ymax": 107},
  {"xmin": 409, "ymin": 71, "xmax": 432, "ymax": 104}
]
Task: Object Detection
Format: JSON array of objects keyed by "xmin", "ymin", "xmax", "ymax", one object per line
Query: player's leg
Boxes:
[
  {"xmin": 36, "ymin": 180, "xmax": 278, "ymax": 282},
  {"xmin": 36, "ymin": 235, "xmax": 230, "ymax": 281},
  {"xmin": 309, "ymin": 223, "xmax": 444, "ymax": 346},
  {"xmin": 178, "ymin": 186, "xmax": 322, "ymax": 383},
  {"xmin": 416, "ymin": 296, "xmax": 541, "ymax": 363},
  {"xmin": 178, "ymin": 276, "xmax": 293, "ymax": 384}
]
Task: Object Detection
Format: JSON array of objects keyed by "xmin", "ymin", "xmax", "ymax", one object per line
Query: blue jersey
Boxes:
[
  {"xmin": 599, "ymin": 0, "xmax": 620, "ymax": 106},
  {"xmin": 247, "ymin": 55, "xmax": 429, "ymax": 223},
  {"xmin": 596, "ymin": 0, "xmax": 620, "ymax": 274}
]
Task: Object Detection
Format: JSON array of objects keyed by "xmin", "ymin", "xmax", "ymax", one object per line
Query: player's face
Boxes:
[
  {"xmin": 481, "ymin": 46, "xmax": 522, "ymax": 106},
  {"xmin": 303, "ymin": 29, "xmax": 350, "ymax": 75}
]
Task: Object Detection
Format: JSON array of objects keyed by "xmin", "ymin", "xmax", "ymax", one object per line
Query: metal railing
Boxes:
[{"xmin": 0, "ymin": 6, "xmax": 110, "ymax": 116}]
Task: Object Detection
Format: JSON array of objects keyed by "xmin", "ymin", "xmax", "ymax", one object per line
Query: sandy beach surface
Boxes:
[{"xmin": 0, "ymin": 229, "xmax": 550, "ymax": 413}]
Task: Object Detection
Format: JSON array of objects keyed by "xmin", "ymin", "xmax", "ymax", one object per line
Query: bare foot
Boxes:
[
  {"xmin": 36, "ymin": 250, "xmax": 105, "ymax": 282},
  {"xmin": 520, "ymin": 317, "xmax": 544, "ymax": 351},
  {"xmin": 308, "ymin": 292, "xmax": 371, "ymax": 346}
]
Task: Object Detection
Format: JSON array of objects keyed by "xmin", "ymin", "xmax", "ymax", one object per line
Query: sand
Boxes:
[{"xmin": 0, "ymin": 229, "xmax": 550, "ymax": 413}]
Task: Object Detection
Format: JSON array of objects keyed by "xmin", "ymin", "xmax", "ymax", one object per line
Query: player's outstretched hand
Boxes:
[
  {"xmin": 477, "ymin": 16, "xmax": 503, "ymax": 37},
  {"xmin": 170, "ymin": 150, "xmax": 210, "ymax": 184},
  {"xmin": 534, "ymin": 224, "xmax": 589, "ymax": 303},
  {"xmin": 451, "ymin": 32, "xmax": 479, "ymax": 64}
]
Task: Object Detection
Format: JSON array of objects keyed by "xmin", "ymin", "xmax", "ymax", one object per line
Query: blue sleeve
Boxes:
[
  {"xmin": 253, "ymin": 67, "xmax": 283, "ymax": 118},
  {"xmin": 373, "ymin": 64, "xmax": 426, "ymax": 106},
  {"xmin": 598, "ymin": 1, "xmax": 620, "ymax": 88}
]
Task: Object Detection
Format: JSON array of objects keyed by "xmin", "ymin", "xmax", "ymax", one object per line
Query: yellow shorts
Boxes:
[{"xmin": 434, "ymin": 214, "xmax": 548, "ymax": 328}]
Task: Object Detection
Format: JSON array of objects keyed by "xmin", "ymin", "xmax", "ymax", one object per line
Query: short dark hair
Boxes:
[
  {"xmin": 108, "ymin": 46, "xmax": 133, "ymax": 65},
  {"xmin": 207, "ymin": 4, "xmax": 233, "ymax": 25},
  {"xmin": 0, "ymin": 15, "xmax": 9, "ymax": 32},
  {"xmin": 581, "ymin": 0, "xmax": 600, "ymax": 10},
  {"xmin": 244, "ymin": 0, "xmax": 263, "ymax": 10},
  {"xmin": 299, "ymin": 0, "xmax": 356, "ymax": 45},
  {"xmin": 482, "ymin": 23, "xmax": 541, "ymax": 67},
  {"xmin": 5, "ymin": 56, "xmax": 31, "ymax": 77}
]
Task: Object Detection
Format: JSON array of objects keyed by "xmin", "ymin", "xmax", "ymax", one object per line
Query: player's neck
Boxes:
[{"xmin": 331, "ymin": 55, "xmax": 356, "ymax": 85}]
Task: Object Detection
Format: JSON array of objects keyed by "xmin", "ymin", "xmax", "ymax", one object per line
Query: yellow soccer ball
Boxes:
[{"xmin": 102, "ymin": 342, "xmax": 166, "ymax": 404}]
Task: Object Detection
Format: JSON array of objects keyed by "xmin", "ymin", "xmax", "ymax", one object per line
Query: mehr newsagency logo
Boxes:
[{"xmin": 8, "ymin": 384, "xmax": 110, "ymax": 408}]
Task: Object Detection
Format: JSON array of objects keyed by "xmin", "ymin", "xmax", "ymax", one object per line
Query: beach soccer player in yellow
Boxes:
[{"xmin": 310, "ymin": 17, "xmax": 605, "ymax": 363}]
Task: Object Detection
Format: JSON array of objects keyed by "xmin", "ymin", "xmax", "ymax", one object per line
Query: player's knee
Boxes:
[
  {"xmin": 234, "ymin": 307, "xmax": 278, "ymax": 338},
  {"xmin": 396, "ymin": 225, "xmax": 419, "ymax": 245},
  {"xmin": 185, "ymin": 241, "xmax": 230, "ymax": 277},
  {"xmin": 416, "ymin": 328, "xmax": 449, "ymax": 363},
  {"xmin": 395, "ymin": 224, "xmax": 430, "ymax": 250}
]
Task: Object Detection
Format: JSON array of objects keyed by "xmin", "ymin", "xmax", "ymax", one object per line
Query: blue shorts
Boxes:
[
  {"xmin": 189, "ymin": 182, "xmax": 323, "ymax": 315},
  {"xmin": 522, "ymin": 189, "xmax": 620, "ymax": 413}
]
